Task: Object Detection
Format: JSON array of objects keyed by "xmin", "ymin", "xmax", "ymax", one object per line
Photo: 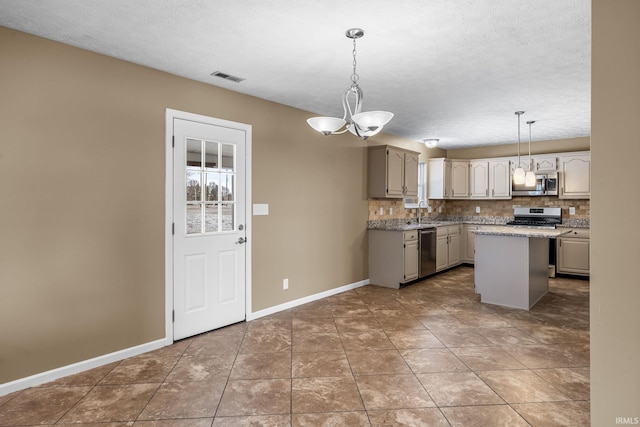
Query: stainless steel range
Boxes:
[{"xmin": 506, "ymin": 207, "xmax": 562, "ymax": 229}]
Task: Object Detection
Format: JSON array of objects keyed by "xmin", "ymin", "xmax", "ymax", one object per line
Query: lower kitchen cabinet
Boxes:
[
  {"xmin": 404, "ymin": 233, "xmax": 419, "ymax": 281},
  {"xmin": 461, "ymin": 224, "xmax": 491, "ymax": 263},
  {"xmin": 462, "ymin": 225, "xmax": 477, "ymax": 263},
  {"xmin": 557, "ymin": 228, "xmax": 590, "ymax": 276},
  {"xmin": 436, "ymin": 225, "xmax": 461, "ymax": 271},
  {"xmin": 369, "ymin": 229, "xmax": 419, "ymax": 288}
]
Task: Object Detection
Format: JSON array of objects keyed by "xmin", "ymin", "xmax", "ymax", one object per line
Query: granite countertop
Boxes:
[
  {"xmin": 368, "ymin": 216, "xmax": 589, "ymax": 231},
  {"xmin": 367, "ymin": 216, "xmax": 508, "ymax": 231},
  {"xmin": 368, "ymin": 220, "xmax": 459, "ymax": 231},
  {"xmin": 472, "ymin": 226, "xmax": 573, "ymax": 238},
  {"xmin": 557, "ymin": 224, "xmax": 590, "ymax": 229}
]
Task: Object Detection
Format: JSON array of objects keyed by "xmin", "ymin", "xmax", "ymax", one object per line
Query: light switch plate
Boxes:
[
  {"xmin": 569, "ymin": 207, "xmax": 576, "ymax": 215},
  {"xmin": 475, "ymin": 206, "xmax": 481, "ymax": 213},
  {"xmin": 253, "ymin": 204, "xmax": 269, "ymax": 216}
]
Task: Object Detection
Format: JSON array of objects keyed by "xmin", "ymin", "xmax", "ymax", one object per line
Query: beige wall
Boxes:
[
  {"xmin": 591, "ymin": 0, "xmax": 640, "ymax": 424},
  {"xmin": 0, "ymin": 27, "xmax": 415, "ymax": 384},
  {"xmin": 446, "ymin": 136, "xmax": 590, "ymax": 159}
]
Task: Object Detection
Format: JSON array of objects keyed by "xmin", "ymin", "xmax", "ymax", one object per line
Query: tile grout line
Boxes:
[{"xmin": 52, "ymin": 358, "xmax": 124, "ymax": 425}]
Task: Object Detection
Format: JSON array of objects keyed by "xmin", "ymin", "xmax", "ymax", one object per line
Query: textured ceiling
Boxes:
[{"xmin": 0, "ymin": 0, "xmax": 591, "ymax": 149}]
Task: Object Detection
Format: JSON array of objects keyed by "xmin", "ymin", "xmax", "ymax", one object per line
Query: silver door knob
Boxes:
[{"xmin": 236, "ymin": 237, "xmax": 247, "ymax": 244}]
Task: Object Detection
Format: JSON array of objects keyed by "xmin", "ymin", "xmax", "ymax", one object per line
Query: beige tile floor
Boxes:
[{"xmin": 0, "ymin": 266, "xmax": 590, "ymax": 426}]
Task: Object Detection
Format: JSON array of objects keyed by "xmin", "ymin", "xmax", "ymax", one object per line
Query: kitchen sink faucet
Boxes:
[{"xmin": 418, "ymin": 200, "xmax": 430, "ymax": 223}]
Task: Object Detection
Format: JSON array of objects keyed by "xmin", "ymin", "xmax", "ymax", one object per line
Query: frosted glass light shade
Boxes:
[
  {"xmin": 424, "ymin": 139, "xmax": 439, "ymax": 148},
  {"xmin": 352, "ymin": 111, "xmax": 394, "ymax": 131},
  {"xmin": 307, "ymin": 117, "xmax": 346, "ymax": 135},
  {"xmin": 513, "ymin": 167, "xmax": 526, "ymax": 185},
  {"xmin": 525, "ymin": 171, "xmax": 536, "ymax": 187}
]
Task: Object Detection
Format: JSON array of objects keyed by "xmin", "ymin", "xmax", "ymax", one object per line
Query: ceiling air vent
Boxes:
[{"xmin": 210, "ymin": 71, "xmax": 244, "ymax": 83}]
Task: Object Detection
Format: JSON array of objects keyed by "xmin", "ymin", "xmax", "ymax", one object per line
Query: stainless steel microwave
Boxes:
[{"xmin": 512, "ymin": 172, "xmax": 558, "ymax": 196}]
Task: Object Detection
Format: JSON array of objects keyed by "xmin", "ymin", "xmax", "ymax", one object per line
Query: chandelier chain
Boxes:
[{"xmin": 351, "ymin": 37, "xmax": 359, "ymax": 85}]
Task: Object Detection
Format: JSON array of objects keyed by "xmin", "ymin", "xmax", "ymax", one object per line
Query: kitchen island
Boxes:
[{"xmin": 473, "ymin": 226, "xmax": 572, "ymax": 310}]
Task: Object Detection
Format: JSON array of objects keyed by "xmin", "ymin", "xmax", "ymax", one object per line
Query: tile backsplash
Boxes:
[
  {"xmin": 368, "ymin": 199, "xmax": 446, "ymax": 221},
  {"xmin": 368, "ymin": 197, "xmax": 590, "ymax": 222}
]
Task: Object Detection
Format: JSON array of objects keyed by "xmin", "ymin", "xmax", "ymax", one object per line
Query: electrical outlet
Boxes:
[
  {"xmin": 283, "ymin": 278, "xmax": 288, "ymax": 290},
  {"xmin": 379, "ymin": 207, "xmax": 384, "ymax": 215},
  {"xmin": 569, "ymin": 207, "xmax": 576, "ymax": 215},
  {"xmin": 427, "ymin": 206, "xmax": 432, "ymax": 213},
  {"xmin": 475, "ymin": 206, "xmax": 481, "ymax": 213}
]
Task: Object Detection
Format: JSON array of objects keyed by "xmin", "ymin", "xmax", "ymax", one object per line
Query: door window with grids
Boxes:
[{"xmin": 185, "ymin": 138, "xmax": 236, "ymax": 234}]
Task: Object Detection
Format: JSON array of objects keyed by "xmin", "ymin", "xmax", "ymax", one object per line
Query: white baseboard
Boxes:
[
  {"xmin": 2, "ymin": 279, "xmax": 370, "ymax": 396},
  {"xmin": 0, "ymin": 337, "xmax": 170, "ymax": 396},
  {"xmin": 247, "ymin": 278, "xmax": 370, "ymax": 321}
]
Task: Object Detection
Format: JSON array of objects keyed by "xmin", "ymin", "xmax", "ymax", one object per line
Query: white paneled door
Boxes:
[{"xmin": 172, "ymin": 118, "xmax": 247, "ymax": 340}]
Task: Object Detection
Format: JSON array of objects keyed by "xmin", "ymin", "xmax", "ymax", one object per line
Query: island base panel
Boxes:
[{"xmin": 474, "ymin": 234, "xmax": 549, "ymax": 310}]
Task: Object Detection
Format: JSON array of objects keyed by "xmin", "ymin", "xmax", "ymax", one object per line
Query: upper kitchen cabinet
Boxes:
[
  {"xmin": 511, "ymin": 157, "xmax": 532, "ymax": 174},
  {"xmin": 469, "ymin": 159, "xmax": 511, "ymax": 199},
  {"xmin": 559, "ymin": 152, "xmax": 591, "ymax": 199},
  {"xmin": 469, "ymin": 161, "xmax": 489, "ymax": 198},
  {"xmin": 428, "ymin": 158, "xmax": 450, "ymax": 199},
  {"xmin": 450, "ymin": 160, "xmax": 470, "ymax": 198},
  {"xmin": 428, "ymin": 158, "xmax": 469, "ymax": 199},
  {"xmin": 532, "ymin": 155, "xmax": 559, "ymax": 172},
  {"xmin": 368, "ymin": 145, "xmax": 419, "ymax": 198},
  {"xmin": 489, "ymin": 159, "xmax": 512, "ymax": 198}
]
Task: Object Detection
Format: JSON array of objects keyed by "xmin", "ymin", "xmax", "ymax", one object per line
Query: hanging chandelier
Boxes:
[
  {"xmin": 307, "ymin": 28, "xmax": 394, "ymax": 140},
  {"xmin": 525, "ymin": 120, "xmax": 537, "ymax": 187},
  {"xmin": 513, "ymin": 111, "xmax": 526, "ymax": 185}
]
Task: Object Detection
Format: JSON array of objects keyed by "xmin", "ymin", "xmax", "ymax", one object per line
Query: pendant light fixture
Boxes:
[
  {"xmin": 513, "ymin": 111, "xmax": 526, "ymax": 185},
  {"xmin": 307, "ymin": 28, "xmax": 394, "ymax": 140},
  {"xmin": 525, "ymin": 120, "xmax": 537, "ymax": 187}
]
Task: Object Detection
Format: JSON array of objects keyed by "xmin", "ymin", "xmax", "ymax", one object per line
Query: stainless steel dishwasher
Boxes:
[{"xmin": 419, "ymin": 228, "xmax": 437, "ymax": 278}]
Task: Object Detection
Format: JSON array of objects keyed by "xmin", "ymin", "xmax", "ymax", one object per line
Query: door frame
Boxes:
[{"xmin": 165, "ymin": 108, "xmax": 252, "ymax": 343}]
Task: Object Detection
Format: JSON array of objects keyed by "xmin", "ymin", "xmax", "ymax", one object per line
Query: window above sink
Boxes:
[{"xmin": 404, "ymin": 162, "xmax": 427, "ymax": 208}]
